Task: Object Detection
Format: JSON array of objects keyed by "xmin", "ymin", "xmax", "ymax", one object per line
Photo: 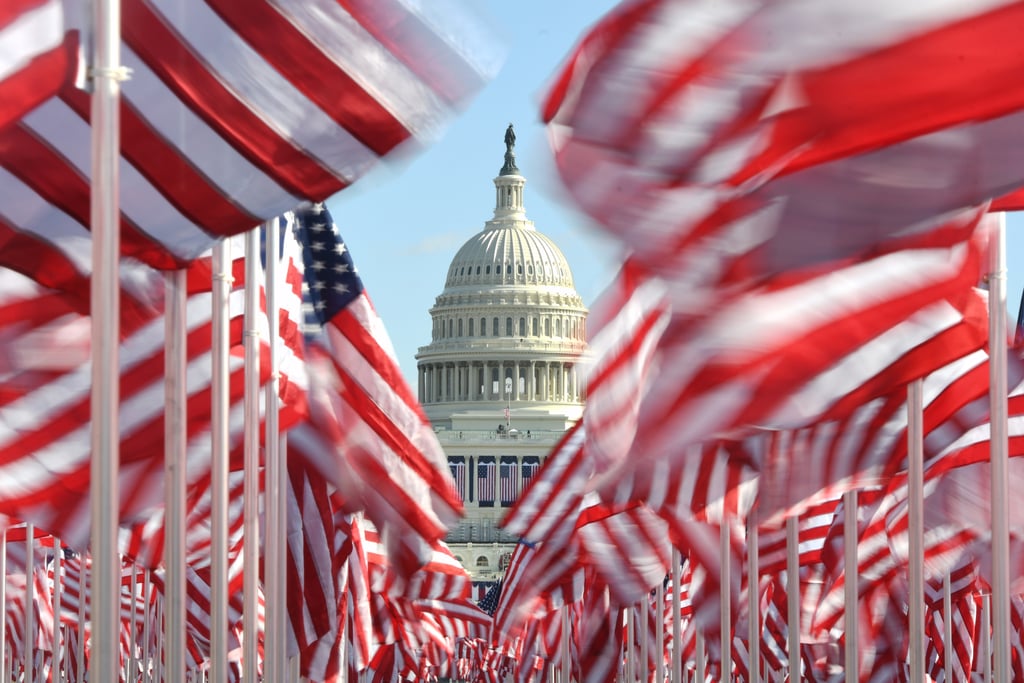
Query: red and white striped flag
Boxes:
[
  {"xmin": 0, "ymin": 0, "xmax": 500, "ymax": 274},
  {"xmin": 287, "ymin": 203, "xmax": 463, "ymax": 578},
  {"xmin": 0, "ymin": 0, "xmax": 68, "ymax": 131}
]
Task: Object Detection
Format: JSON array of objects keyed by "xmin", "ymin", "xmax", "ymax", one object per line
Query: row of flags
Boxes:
[{"xmin": 7, "ymin": 0, "xmax": 1024, "ymax": 679}]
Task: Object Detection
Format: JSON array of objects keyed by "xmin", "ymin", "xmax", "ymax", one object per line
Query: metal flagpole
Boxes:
[
  {"xmin": 671, "ymin": 547, "xmax": 682, "ymax": 683},
  {"xmin": 626, "ymin": 606, "xmax": 636, "ymax": 683},
  {"xmin": 89, "ymin": 0, "xmax": 123, "ymax": 680},
  {"xmin": 264, "ymin": 215, "xmax": 286, "ymax": 683},
  {"xmin": 641, "ymin": 599, "xmax": 650, "ymax": 683},
  {"xmin": 786, "ymin": 516, "xmax": 801, "ymax": 681},
  {"xmin": 164, "ymin": 268, "xmax": 187, "ymax": 683},
  {"xmin": 129, "ymin": 562, "xmax": 139, "ymax": 682},
  {"xmin": 908, "ymin": 378, "xmax": 925, "ymax": 682},
  {"xmin": 983, "ymin": 593, "xmax": 993, "ymax": 683},
  {"xmin": 143, "ymin": 568, "xmax": 152, "ymax": 683},
  {"xmin": 696, "ymin": 628, "xmax": 705, "ymax": 682},
  {"xmin": 943, "ymin": 572, "xmax": 953, "ymax": 683},
  {"xmin": 25, "ymin": 524, "xmax": 34, "ymax": 683},
  {"xmin": 211, "ymin": 238, "xmax": 232, "ymax": 682},
  {"xmin": 53, "ymin": 536, "xmax": 62, "ymax": 681},
  {"xmin": 720, "ymin": 520, "xmax": 732, "ymax": 681},
  {"xmin": 989, "ymin": 212, "xmax": 1010, "ymax": 683},
  {"xmin": 843, "ymin": 490, "xmax": 858, "ymax": 683},
  {"xmin": 747, "ymin": 510, "xmax": 759, "ymax": 683},
  {"xmin": 656, "ymin": 579, "xmax": 665, "ymax": 683},
  {"xmin": 561, "ymin": 608, "xmax": 571, "ymax": 683},
  {"xmin": 77, "ymin": 559, "xmax": 86, "ymax": 683},
  {"xmin": 243, "ymin": 228, "xmax": 262, "ymax": 680},
  {"xmin": 0, "ymin": 530, "xmax": 5, "ymax": 683}
]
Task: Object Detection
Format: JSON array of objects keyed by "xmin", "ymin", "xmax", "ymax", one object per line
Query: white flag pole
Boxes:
[
  {"xmin": 25, "ymin": 525, "xmax": 34, "ymax": 683},
  {"xmin": 143, "ymin": 568, "xmax": 152, "ymax": 683},
  {"xmin": 656, "ymin": 579, "xmax": 665, "ymax": 683},
  {"xmin": 989, "ymin": 212, "xmax": 1010, "ymax": 683},
  {"xmin": 671, "ymin": 548, "xmax": 682, "ymax": 683},
  {"xmin": 983, "ymin": 592, "xmax": 993, "ymax": 683},
  {"xmin": 943, "ymin": 572, "xmax": 953, "ymax": 683},
  {"xmin": 626, "ymin": 605, "xmax": 636, "ymax": 683},
  {"xmin": 785, "ymin": 515, "xmax": 801, "ymax": 681},
  {"xmin": 0, "ymin": 530, "xmax": 5, "ymax": 682},
  {"xmin": 908, "ymin": 378, "xmax": 925, "ymax": 681},
  {"xmin": 264, "ymin": 216, "xmax": 285, "ymax": 683},
  {"xmin": 696, "ymin": 628, "xmax": 705, "ymax": 682},
  {"xmin": 747, "ymin": 509, "xmax": 759, "ymax": 683},
  {"xmin": 561, "ymin": 607, "xmax": 571, "ymax": 683},
  {"xmin": 243, "ymin": 228, "xmax": 262, "ymax": 680},
  {"xmin": 164, "ymin": 268, "xmax": 187, "ymax": 683},
  {"xmin": 720, "ymin": 520, "xmax": 732, "ymax": 681},
  {"xmin": 77, "ymin": 558, "xmax": 86, "ymax": 683},
  {"xmin": 89, "ymin": 0, "xmax": 123, "ymax": 680},
  {"xmin": 843, "ymin": 490, "xmax": 858, "ymax": 683},
  {"xmin": 211, "ymin": 238, "xmax": 233, "ymax": 682},
  {"xmin": 53, "ymin": 536, "xmax": 62, "ymax": 680},
  {"xmin": 129, "ymin": 562, "xmax": 139, "ymax": 681}
]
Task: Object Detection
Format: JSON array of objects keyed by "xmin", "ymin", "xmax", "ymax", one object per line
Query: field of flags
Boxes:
[{"xmin": 7, "ymin": 0, "xmax": 1024, "ymax": 681}]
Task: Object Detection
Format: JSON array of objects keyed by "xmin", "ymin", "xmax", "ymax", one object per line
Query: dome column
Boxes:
[
  {"xmin": 513, "ymin": 362, "xmax": 520, "ymax": 401},
  {"xmin": 528, "ymin": 361, "xmax": 536, "ymax": 402}
]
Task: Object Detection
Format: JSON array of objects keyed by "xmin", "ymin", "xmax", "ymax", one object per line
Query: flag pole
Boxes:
[
  {"xmin": 211, "ymin": 238, "xmax": 232, "ymax": 683},
  {"xmin": 843, "ymin": 490, "xmax": 858, "ymax": 683},
  {"xmin": 25, "ymin": 524, "xmax": 34, "ymax": 683},
  {"xmin": 243, "ymin": 228, "xmax": 262, "ymax": 680},
  {"xmin": 264, "ymin": 216, "xmax": 286, "ymax": 683},
  {"xmin": 785, "ymin": 515, "xmax": 800, "ymax": 681},
  {"xmin": 164, "ymin": 268, "xmax": 187, "ymax": 683},
  {"xmin": 89, "ymin": 0, "xmax": 123, "ymax": 680},
  {"xmin": 53, "ymin": 536, "xmax": 62, "ymax": 678},
  {"xmin": 747, "ymin": 509, "xmax": 759, "ymax": 683},
  {"xmin": 908, "ymin": 378, "xmax": 925, "ymax": 681},
  {"xmin": 721, "ymin": 520, "xmax": 732, "ymax": 681},
  {"xmin": 989, "ymin": 212, "xmax": 1010, "ymax": 683},
  {"xmin": 671, "ymin": 547, "xmax": 682, "ymax": 683},
  {"xmin": 655, "ymin": 579, "xmax": 665, "ymax": 683},
  {"xmin": 943, "ymin": 572, "xmax": 953, "ymax": 683},
  {"xmin": 0, "ymin": 530, "xmax": 5, "ymax": 682}
]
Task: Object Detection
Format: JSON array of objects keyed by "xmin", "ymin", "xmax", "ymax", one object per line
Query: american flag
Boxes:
[
  {"xmin": 476, "ymin": 459, "xmax": 495, "ymax": 507},
  {"xmin": 449, "ymin": 457, "xmax": 467, "ymax": 503},
  {"xmin": 0, "ymin": 0, "xmax": 67, "ymax": 131},
  {"xmin": 499, "ymin": 457, "xmax": 518, "ymax": 507},
  {"xmin": 0, "ymin": 0, "xmax": 500, "ymax": 277},
  {"xmin": 477, "ymin": 581, "xmax": 502, "ymax": 616},
  {"xmin": 520, "ymin": 457, "xmax": 540, "ymax": 490},
  {"xmin": 289, "ymin": 202, "xmax": 462, "ymax": 575}
]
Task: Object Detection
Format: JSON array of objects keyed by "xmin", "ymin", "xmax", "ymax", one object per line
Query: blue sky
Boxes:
[{"xmin": 326, "ymin": 1, "xmax": 1024, "ymax": 388}]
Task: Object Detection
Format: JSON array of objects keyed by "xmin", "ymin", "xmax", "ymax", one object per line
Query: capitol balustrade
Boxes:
[
  {"xmin": 445, "ymin": 518, "xmax": 520, "ymax": 544},
  {"xmin": 432, "ymin": 428, "xmax": 562, "ymax": 444}
]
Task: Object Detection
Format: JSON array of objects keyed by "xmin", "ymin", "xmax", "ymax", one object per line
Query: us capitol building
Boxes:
[{"xmin": 416, "ymin": 125, "xmax": 588, "ymax": 581}]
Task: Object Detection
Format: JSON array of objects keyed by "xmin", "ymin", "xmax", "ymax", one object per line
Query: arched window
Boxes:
[
  {"xmin": 555, "ymin": 319, "xmax": 561, "ymax": 337},
  {"xmin": 506, "ymin": 317, "xmax": 513, "ymax": 336},
  {"xmin": 476, "ymin": 556, "xmax": 489, "ymax": 567},
  {"xmin": 468, "ymin": 318, "xmax": 474, "ymax": 336},
  {"xmin": 476, "ymin": 266, "xmax": 480, "ymax": 275},
  {"xmin": 532, "ymin": 318, "xmax": 538, "ymax": 336},
  {"xmin": 528, "ymin": 265, "xmax": 533, "ymax": 275},
  {"xmin": 457, "ymin": 319, "xmax": 463, "ymax": 337},
  {"xmin": 480, "ymin": 317, "xmax": 486, "ymax": 336},
  {"xmin": 544, "ymin": 318, "xmax": 550, "ymax": 336},
  {"xmin": 448, "ymin": 319, "xmax": 453, "ymax": 337},
  {"xmin": 517, "ymin": 264, "xmax": 523, "ymax": 275},
  {"xmin": 506, "ymin": 264, "xmax": 512, "ymax": 275},
  {"xmin": 519, "ymin": 317, "xmax": 526, "ymax": 336},
  {"xmin": 493, "ymin": 317, "xmax": 499, "ymax": 336},
  {"xmin": 486, "ymin": 265, "xmax": 491, "ymax": 274}
]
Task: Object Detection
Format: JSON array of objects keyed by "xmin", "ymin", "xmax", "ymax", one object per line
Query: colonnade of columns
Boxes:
[{"xmin": 418, "ymin": 360, "xmax": 582, "ymax": 404}]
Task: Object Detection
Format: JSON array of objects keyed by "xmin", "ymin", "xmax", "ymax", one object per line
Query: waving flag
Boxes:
[
  {"xmin": 288, "ymin": 203, "xmax": 462, "ymax": 577},
  {"xmin": 0, "ymin": 0, "xmax": 501, "ymax": 278},
  {"xmin": 0, "ymin": 0, "xmax": 68, "ymax": 131}
]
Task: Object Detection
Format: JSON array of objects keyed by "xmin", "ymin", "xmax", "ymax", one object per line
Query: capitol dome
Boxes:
[
  {"xmin": 415, "ymin": 125, "xmax": 588, "ymax": 427},
  {"xmin": 443, "ymin": 219, "xmax": 576, "ymax": 291}
]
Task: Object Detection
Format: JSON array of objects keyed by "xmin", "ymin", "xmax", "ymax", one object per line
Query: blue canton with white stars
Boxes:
[{"xmin": 294, "ymin": 202, "xmax": 364, "ymax": 328}]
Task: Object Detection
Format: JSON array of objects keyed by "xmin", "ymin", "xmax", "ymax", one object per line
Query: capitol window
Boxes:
[
  {"xmin": 506, "ymin": 264, "xmax": 512, "ymax": 275},
  {"xmin": 469, "ymin": 318, "xmax": 474, "ymax": 336},
  {"xmin": 476, "ymin": 266, "xmax": 480, "ymax": 275},
  {"xmin": 506, "ymin": 317, "xmax": 513, "ymax": 336},
  {"xmin": 458, "ymin": 319, "xmax": 463, "ymax": 337},
  {"xmin": 481, "ymin": 318, "xmax": 486, "ymax": 336},
  {"xmin": 493, "ymin": 317, "xmax": 499, "ymax": 336},
  {"xmin": 486, "ymin": 265, "xmax": 491, "ymax": 274},
  {"xmin": 532, "ymin": 318, "xmax": 538, "ymax": 336},
  {"xmin": 476, "ymin": 556, "xmax": 489, "ymax": 567},
  {"xmin": 519, "ymin": 318, "xmax": 526, "ymax": 336},
  {"xmin": 517, "ymin": 264, "xmax": 523, "ymax": 275}
]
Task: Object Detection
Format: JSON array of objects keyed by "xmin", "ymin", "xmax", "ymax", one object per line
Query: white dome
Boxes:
[{"xmin": 444, "ymin": 223, "xmax": 574, "ymax": 290}]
